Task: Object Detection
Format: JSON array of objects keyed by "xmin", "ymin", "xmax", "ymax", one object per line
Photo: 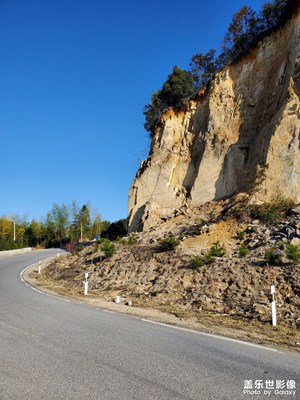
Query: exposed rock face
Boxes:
[{"xmin": 129, "ymin": 10, "xmax": 300, "ymax": 232}]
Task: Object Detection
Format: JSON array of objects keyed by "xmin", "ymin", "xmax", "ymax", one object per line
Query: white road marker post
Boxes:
[
  {"xmin": 84, "ymin": 272, "xmax": 89, "ymax": 296},
  {"xmin": 271, "ymin": 285, "xmax": 277, "ymax": 327},
  {"xmin": 57, "ymin": 249, "xmax": 60, "ymax": 258},
  {"xmin": 38, "ymin": 261, "xmax": 41, "ymax": 274}
]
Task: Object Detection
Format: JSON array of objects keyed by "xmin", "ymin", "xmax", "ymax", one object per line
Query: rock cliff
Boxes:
[{"xmin": 129, "ymin": 8, "xmax": 300, "ymax": 232}]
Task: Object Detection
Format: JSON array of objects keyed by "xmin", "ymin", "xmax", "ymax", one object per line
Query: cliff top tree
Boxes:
[
  {"xmin": 221, "ymin": 0, "xmax": 292, "ymax": 63},
  {"xmin": 143, "ymin": 0, "xmax": 295, "ymax": 135},
  {"xmin": 159, "ymin": 66, "xmax": 194, "ymax": 107},
  {"xmin": 189, "ymin": 49, "xmax": 216, "ymax": 89},
  {"xmin": 222, "ymin": 5, "xmax": 259, "ymax": 62},
  {"xmin": 261, "ymin": 0, "xmax": 289, "ymax": 30},
  {"xmin": 144, "ymin": 66, "xmax": 194, "ymax": 134},
  {"xmin": 143, "ymin": 90, "xmax": 165, "ymax": 133}
]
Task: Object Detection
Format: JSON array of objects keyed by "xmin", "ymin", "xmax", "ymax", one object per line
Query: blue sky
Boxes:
[{"xmin": 0, "ymin": 0, "xmax": 264, "ymax": 222}]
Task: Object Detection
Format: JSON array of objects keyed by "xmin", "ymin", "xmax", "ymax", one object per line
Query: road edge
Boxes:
[{"xmin": 20, "ymin": 259, "xmax": 290, "ymax": 354}]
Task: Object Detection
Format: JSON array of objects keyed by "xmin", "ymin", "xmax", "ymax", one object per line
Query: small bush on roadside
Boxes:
[
  {"xmin": 65, "ymin": 242, "xmax": 77, "ymax": 255},
  {"xmin": 204, "ymin": 253, "xmax": 215, "ymax": 264},
  {"xmin": 191, "ymin": 255, "xmax": 205, "ymax": 269},
  {"xmin": 158, "ymin": 235, "xmax": 180, "ymax": 251},
  {"xmin": 285, "ymin": 243, "xmax": 300, "ymax": 265},
  {"xmin": 207, "ymin": 241, "xmax": 226, "ymax": 257},
  {"xmin": 76, "ymin": 244, "xmax": 84, "ymax": 255},
  {"xmin": 265, "ymin": 248, "xmax": 282, "ymax": 265},
  {"xmin": 237, "ymin": 230, "xmax": 246, "ymax": 240},
  {"xmin": 119, "ymin": 235, "xmax": 138, "ymax": 245},
  {"xmin": 238, "ymin": 244, "xmax": 249, "ymax": 258},
  {"xmin": 101, "ymin": 239, "xmax": 116, "ymax": 258},
  {"xmin": 118, "ymin": 237, "xmax": 127, "ymax": 245},
  {"xmin": 127, "ymin": 235, "xmax": 138, "ymax": 245},
  {"xmin": 191, "ymin": 252, "xmax": 217, "ymax": 269}
]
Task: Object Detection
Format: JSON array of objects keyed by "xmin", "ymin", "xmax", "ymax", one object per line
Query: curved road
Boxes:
[{"xmin": 0, "ymin": 250, "xmax": 299, "ymax": 400}]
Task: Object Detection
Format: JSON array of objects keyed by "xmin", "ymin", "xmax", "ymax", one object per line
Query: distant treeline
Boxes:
[
  {"xmin": 144, "ymin": 0, "xmax": 298, "ymax": 134},
  {"xmin": 0, "ymin": 202, "xmax": 128, "ymax": 251}
]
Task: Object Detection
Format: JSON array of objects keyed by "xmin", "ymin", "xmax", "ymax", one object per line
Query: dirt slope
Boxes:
[{"xmin": 30, "ymin": 199, "xmax": 300, "ymax": 352}]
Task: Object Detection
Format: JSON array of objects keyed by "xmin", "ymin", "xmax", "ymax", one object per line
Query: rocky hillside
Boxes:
[
  {"xmin": 39, "ymin": 197, "xmax": 300, "ymax": 337},
  {"xmin": 128, "ymin": 6, "xmax": 300, "ymax": 232}
]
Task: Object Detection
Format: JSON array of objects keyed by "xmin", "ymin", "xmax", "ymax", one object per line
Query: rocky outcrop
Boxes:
[{"xmin": 129, "ymin": 8, "xmax": 300, "ymax": 232}]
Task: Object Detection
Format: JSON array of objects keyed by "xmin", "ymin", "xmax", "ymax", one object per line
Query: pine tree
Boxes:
[
  {"xmin": 144, "ymin": 66, "xmax": 194, "ymax": 133},
  {"xmin": 189, "ymin": 49, "xmax": 216, "ymax": 89}
]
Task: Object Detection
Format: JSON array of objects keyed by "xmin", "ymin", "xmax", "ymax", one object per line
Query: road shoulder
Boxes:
[{"xmin": 21, "ymin": 258, "xmax": 300, "ymax": 353}]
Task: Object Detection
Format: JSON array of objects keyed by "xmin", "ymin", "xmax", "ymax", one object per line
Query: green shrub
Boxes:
[
  {"xmin": 0, "ymin": 237, "xmax": 23, "ymax": 251},
  {"xmin": 76, "ymin": 244, "xmax": 84, "ymax": 254},
  {"xmin": 119, "ymin": 235, "xmax": 138, "ymax": 245},
  {"xmin": 144, "ymin": 66, "xmax": 194, "ymax": 133},
  {"xmin": 158, "ymin": 235, "xmax": 180, "ymax": 251},
  {"xmin": 285, "ymin": 243, "xmax": 300, "ymax": 265},
  {"xmin": 127, "ymin": 235, "xmax": 138, "ymax": 245},
  {"xmin": 265, "ymin": 248, "xmax": 282, "ymax": 265},
  {"xmin": 208, "ymin": 242, "xmax": 226, "ymax": 257},
  {"xmin": 191, "ymin": 252, "xmax": 218, "ymax": 269},
  {"xmin": 250, "ymin": 204, "xmax": 280, "ymax": 222},
  {"xmin": 191, "ymin": 256, "xmax": 205, "ymax": 269},
  {"xmin": 249, "ymin": 192, "xmax": 295, "ymax": 223},
  {"xmin": 237, "ymin": 230, "xmax": 246, "ymax": 240},
  {"xmin": 238, "ymin": 244, "xmax": 249, "ymax": 258},
  {"xmin": 204, "ymin": 253, "xmax": 215, "ymax": 264},
  {"xmin": 101, "ymin": 239, "xmax": 116, "ymax": 258}
]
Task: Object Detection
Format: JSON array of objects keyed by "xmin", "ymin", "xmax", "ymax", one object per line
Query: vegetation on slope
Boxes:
[{"xmin": 35, "ymin": 195, "xmax": 300, "ymax": 353}]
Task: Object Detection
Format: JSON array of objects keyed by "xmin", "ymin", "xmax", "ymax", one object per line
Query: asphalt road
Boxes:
[{"xmin": 0, "ymin": 250, "xmax": 299, "ymax": 400}]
